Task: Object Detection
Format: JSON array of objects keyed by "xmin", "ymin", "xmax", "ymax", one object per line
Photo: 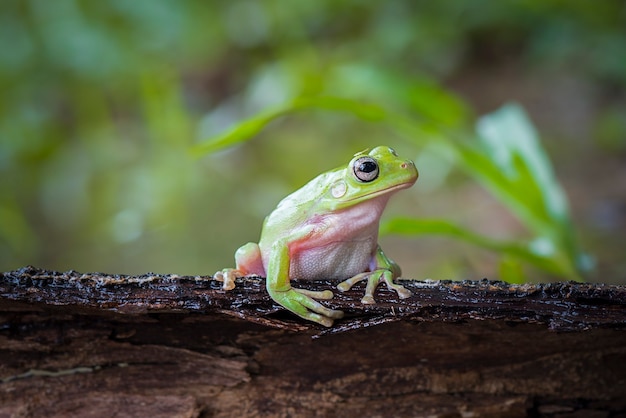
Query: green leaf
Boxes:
[
  {"xmin": 471, "ymin": 104, "xmax": 583, "ymax": 276},
  {"xmin": 190, "ymin": 105, "xmax": 291, "ymax": 156},
  {"xmin": 190, "ymin": 96, "xmax": 387, "ymax": 157},
  {"xmin": 476, "ymin": 103, "xmax": 570, "ymax": 224}
]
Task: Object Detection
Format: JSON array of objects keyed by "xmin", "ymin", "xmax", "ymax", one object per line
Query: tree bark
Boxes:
[{"xmin": 1, "ymin": 266, "xmax": 625, "ymax": 417}]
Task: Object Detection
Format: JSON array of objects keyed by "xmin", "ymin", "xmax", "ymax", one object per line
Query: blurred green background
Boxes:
[{"xmin": 1, "ymin": 1, "xmax": 624, "ymax": 283}]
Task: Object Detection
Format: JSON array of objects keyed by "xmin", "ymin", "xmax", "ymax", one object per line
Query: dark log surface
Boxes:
[{"xmin": 1, "ymin": 266, "xmax": 625, "ymax": 417}]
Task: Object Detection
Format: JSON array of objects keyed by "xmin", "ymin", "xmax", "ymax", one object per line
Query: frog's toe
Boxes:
[
  {"xmin": 361, "ymin": 294, "xmax": 376, "ymax": 304},
  {"xmin": 381, "ymin": 275, "xmax": 412, "ymax": 299},
  {"xmin": 337, "ymin": 272, "xmax": 370, "ymax": 292},
  {"xmin": 296, "ymin": 293, "xmax": 344, "ymax": 320},
  {"xmin": 213, "ymin": 269, "xmax": 238, "ymax": 291},
  {"xmin": 294, "ymin": 288, "xmax": 334, "ymax": 300},
  {"xmin": 336, "ymin": 282, "xmax": 350, "ymax": 292},
  {"xmin": 308, "ymin": 314, "xmax": 335, "ymax": 328},
  {"xmin": 325, "ymin": 308, "xmax": 345, "ymax": 319},
  {"xmin": 396, "ymin": 287, "xmax": 412, "ymax": 299}
]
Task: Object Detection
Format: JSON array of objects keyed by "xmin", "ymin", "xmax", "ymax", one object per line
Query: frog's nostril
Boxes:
[{"xmin": 401, "ymin": 163, "xmax": 407, "ymax": 169}]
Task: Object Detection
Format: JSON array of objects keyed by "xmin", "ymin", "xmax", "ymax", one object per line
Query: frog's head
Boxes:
[{"xmin": 325, "ymin": 146, "xmax": 418, "ymax": 210}]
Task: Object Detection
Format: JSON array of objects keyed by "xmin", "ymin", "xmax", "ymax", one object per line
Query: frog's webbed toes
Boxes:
[
  {"xmin": 293, "ymin": 291, "xmax": 344, "ymax": 321},
  {"xmin": 272, "ymin": 289, "xmax": 344, "ymax": 327},
  {"xmin": 212, "ymin": 269, "xmax": 239, "ymax": 291}
]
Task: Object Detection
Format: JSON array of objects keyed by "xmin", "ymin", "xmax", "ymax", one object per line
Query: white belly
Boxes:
[{"xmin": 289, "ymin": 237, "xmax": 376, "ymax": 280}]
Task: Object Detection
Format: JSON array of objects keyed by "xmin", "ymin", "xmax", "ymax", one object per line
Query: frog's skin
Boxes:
[{"xmin": 214, "ymin": 146, "xmax": 418, "ymax": 327}]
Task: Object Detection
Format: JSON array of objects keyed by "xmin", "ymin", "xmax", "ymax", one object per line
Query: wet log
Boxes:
[{"xmin": 1, "ymin": 266, "xmax": 625, "ymax": 417}]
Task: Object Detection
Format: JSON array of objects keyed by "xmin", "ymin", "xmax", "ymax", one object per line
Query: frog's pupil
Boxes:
[{"xmin": 360, "ymin": 161, "xmax": 376, "ymax": 173}]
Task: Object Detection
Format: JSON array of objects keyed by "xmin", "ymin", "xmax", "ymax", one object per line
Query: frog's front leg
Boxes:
[
  {"xmin": 337, "ymin": 245, "xmax": 412, "ymax": 304},
  {"xmin": 213, "ymin": 242, "xmax": 265, "ymax": 290},
  {"xmin": 266, "ymin": 239, "xmax": 344, "ymax": 327}
]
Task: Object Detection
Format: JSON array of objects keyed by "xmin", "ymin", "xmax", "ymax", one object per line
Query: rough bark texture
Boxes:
[{"xmin": 1, "ymin": 266, "xmax": 625, "ymax": 417}]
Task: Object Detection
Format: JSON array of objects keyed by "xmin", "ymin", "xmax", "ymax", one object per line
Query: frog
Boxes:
[{"xmin": 213, "ymin": 146, "xmax": 418, "ymax": 327}]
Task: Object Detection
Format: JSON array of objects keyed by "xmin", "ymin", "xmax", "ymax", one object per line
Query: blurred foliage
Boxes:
[{"xmin": 0, "ymin": 0, "xmax": 624, "ymax": 282}]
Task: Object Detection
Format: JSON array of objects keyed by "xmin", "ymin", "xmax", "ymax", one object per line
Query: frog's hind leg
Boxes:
[
  {"xmin": 214, "ymin": 242, "xmax": 265, "ymax": 290},
  {"xmin": 234, "ymin": 242, "xmax": 265, "ymax": 276},
  {"xmin": 337, "ymin": 269, "xmax": 412, "ymax": 304}
]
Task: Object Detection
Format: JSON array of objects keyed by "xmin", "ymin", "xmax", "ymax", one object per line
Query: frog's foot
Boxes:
[
  {"xmin": 337, "ymin": 271, "xmax": 378, "ymax": 304},
  {"xmin": 380, "ymin": 272, "xmax": 412, "ymax": 300},
  {"xmin": 337, "ymin": 272, "xmax": 370, "ymax": 292},
  {"xmin": 270, "ymin": 288, "xmax": 344, "ymax": 327},
  {"xmin": 337, "ymin": 269, "xmax": 412, "ymax": 304},
  {"xmin": 212, "ymin": 268, "xmax": 242, "ymax": 291}
]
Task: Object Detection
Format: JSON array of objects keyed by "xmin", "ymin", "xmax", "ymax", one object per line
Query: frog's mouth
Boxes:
[{"xmin": 346, "ymin": 181, "xmax": 415, "ymax": 202}]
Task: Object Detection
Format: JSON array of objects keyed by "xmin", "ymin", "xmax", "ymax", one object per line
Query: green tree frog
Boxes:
[{"xmin": 214, "ymin": 146, "xmax": 418, "ymax": 327}]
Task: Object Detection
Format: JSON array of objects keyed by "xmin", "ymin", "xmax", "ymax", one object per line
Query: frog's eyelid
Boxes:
[{"xmin": 353, "ymin": 148, "xmax": 370, "ymax": 157}]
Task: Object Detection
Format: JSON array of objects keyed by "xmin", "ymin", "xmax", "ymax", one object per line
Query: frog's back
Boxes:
[{"xmin": 264, "ymin": 171, "xmax": 334, "ymax": 228}]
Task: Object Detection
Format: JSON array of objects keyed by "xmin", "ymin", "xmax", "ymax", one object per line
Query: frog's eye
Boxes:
[{"xmin": 353, "ymin": 157, "xmax": 379, "ymax": 182}]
